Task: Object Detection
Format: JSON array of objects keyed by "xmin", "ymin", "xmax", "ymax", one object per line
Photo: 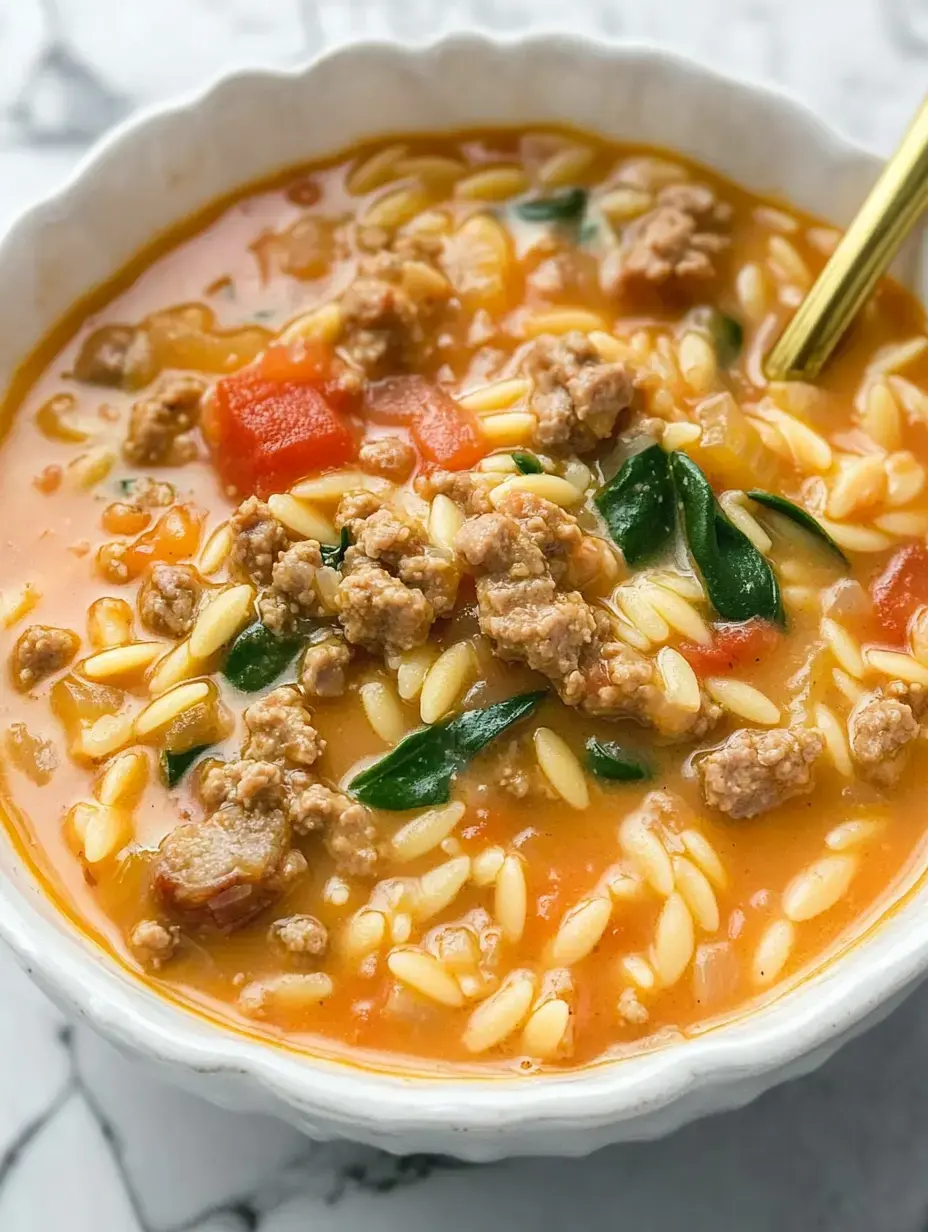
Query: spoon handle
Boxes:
[{"xmin": 766, "ymin": 95, "xmax": 928, "ymax": 381}]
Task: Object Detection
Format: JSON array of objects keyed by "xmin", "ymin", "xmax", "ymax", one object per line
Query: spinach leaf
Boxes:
[
  {"xmin": 688, "ymin": 307, "xmax": 744, "ymax": 366},
  {"xmin": 161, "ymin": 744, "xmax": 211, "ymax": 788},
  {"xmin": 585, "ymin": 738, "xmax": 652, "ymax": 782},
  {"xmin": 594, "ymin": 444, "xmax": 676, "ymax": 566},
  {"xmin": 320, "ymin": 527, "xmax": 350, "ymax": 569},
  {"xmin": 515, "ymin": 188, "xmax": 588, "ymax": 224},
  {"xmin": 223, "ymin": 622, "xmax": 303, "ymax": 692},
  {"xmin": 747, "ymin": 491, "xmax": 849, "ymax": 565},
  {"xmin": 349, "ymin": 690, "xmax": 546, "ymax": 810},
  {"xmin": 669, "ymin": 452, "xmax": 783, "ymax": 625},
  {"xmin": 511, "ymin": 451, "xmax": 544, "ymax": 475}
]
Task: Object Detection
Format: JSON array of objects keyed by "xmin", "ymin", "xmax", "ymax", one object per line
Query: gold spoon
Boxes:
[{"xmin": 765, "ymin": 95, "xmax": 928, "ymax": 382}]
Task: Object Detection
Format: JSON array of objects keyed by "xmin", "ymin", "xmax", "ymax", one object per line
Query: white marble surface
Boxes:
[{"xmin": 1, "ymin": 1, "xmax": 928, "ymax": 1228}]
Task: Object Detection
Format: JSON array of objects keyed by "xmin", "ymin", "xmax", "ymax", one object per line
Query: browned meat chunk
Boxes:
[
  {"xmin": 242, "ymin": 686, "xmax": 325, "ymax": 768},
  {"xmin": 300, "ymin": 634, "xmax": 352, "ymax": 698},
  {"xmin": 73, "ymin": 323, "xmax": 155, "ymax": 389},
  {"xmin": 129, "ymin": 919, "xmax": 180, "ymax": 968},
  {"xmin": 138, "ymin": 563, "xmax": 201, "ymax": 638},
  {"xmin": 10, "ymin": 625, "xmax": 79, "ymax": 692},
  {"xmin": 848, "ymin": 688, "xmax": 921, "ymax": 787},
  {"xmin": 526, "ymin": 332, "xmax": 635, "ymax": 453},
  {"xmin": 456, "ymin": 492, "xmax": 715, "ymax": 736},
  {"xmin": 269, "ymin": 914, "xmax": 328, "ymax": 957},
  {"xmin": 257, "ymin": 540, "xmax": 325, "ymax": 634},
  {"xmin": 198, "ymin": 758, "xmax": 285, "ymax": 812},
  {"xmin": 229, "ymin": 496, "xmax": 292, "ymax": 586},
  {"xmin": 123, "ymin": 374, "xmax": 205, "ymax": 466},
  {"xmin": 338, "ymin": 250, "xmax": 449, "ymax": 377},
  {"xmin": 286, "ymin": 779, "xmax": 379, "ymax": 876},
  {"xmin": 358, "ymin": 435, "xmax": 417, "ymax": 481},
  {"xmin": 700, "ymin": 727, "xmax": 824, "ymax": 819},
  {"xmin": 415, "ymin": 468, "xmax": 498, "ymax": 516},
  {"xmin": 334, "ymin": 495, "xmax": 459, "ymax": 655},
  {"xmin": 153, "ymin": 802, "xmax": 301, "ymax": 929},
  {"xmin": 609, "ymin": 183, "xmax": 732, "ymax": 291}
]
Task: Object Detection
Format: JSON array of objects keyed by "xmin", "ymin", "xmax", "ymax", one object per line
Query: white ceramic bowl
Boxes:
[{"xmin": 1, "ymin": 32, "xmax": 927, "ymax": 1161}]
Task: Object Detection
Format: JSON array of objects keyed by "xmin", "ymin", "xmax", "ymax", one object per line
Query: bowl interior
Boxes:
[{"xmin": 1, "ymin": 33, "xmax": 927, "ymax": 1157}]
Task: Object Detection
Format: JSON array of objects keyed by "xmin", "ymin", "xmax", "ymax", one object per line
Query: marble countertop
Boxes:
[{"xmin": 2, "ymin": 2, "xmax": 928, "ymax": 1228}]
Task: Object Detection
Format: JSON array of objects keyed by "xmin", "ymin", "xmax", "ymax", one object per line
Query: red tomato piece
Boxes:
[
  {"xmin": 363, "ymin": 375, "xmax": 486, "ymax": 471},
  {"xmin": 410, "ymin": 383, "xmax": 485, "ymax": 471},
  {"xmin": 870, "ymin": 543, "xmax": 928, "ymax": 644},
  {"xmin": 679, "ymin": 618, "xmax": 782, "ymax": 677},
  {"xmin": 363, "ymin": 375, "xmax": 428, "ymax": 426},
  {"xmin": 213, "ymin": 367, "xmax": 355, "ymax": 498}
]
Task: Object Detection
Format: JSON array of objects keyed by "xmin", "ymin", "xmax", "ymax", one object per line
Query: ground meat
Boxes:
[
  {"xmin": 10, "ymin": 625, "xmax": 79, "ymax": 692},
  {"xmin": 699, "ymin": 727, "xmax": 824, "ymax": 819},
  {"xmin": 608, "ymin": 183, "xmax": 732, "ymax": 292},
  {"xmin": 138, "ymin": 563, "xmax": 201, "ymax": 637},
  {"xmin": 123, "ymin": 374, "xmax": 206, "ymax": 466},
  {"xmin": 848, "ymin": 689, "xmax": 921, "ymax": 787},
  {"xmin": 257, "ymin": 539, "xmax": 325, "ymax": 634},
  {"xmin": 73, "ymin": 324, "xmax": 155, "ymax": 389},
  {"xmin": 198, "ymin": 758, "xmax": 285, "ymax": 812},
  {"xmin": 358, "ymin": 435, "xmax": 417, "ymax": 481},
  {"xmin": 300, "ymin": 635, "xmax": 352, "ymax": 698},
  {"xmin": 414, "ymin": 468, "xmax": 499, "ymax": 516},
  {"xmin": 334, "ymin": 495, "xmax": 459, "ymax": 655},
  {"xmin": 229, "ymin": 496, "xmax": 292, "ymax": 586},
  {"xmin": 128, "ymin": 919, "xmax": 180, "ymax": 968},
  {"xmin": 269, "ymin": 914, "xmax": 328, "ymax": 957},
  {"xmin": 493, "ymin": 738, "xmax": 556, "ymax": 800},
  {"xmin": 456, "ymin": 494, "xmax": 714, "ymax": 737},
  {"xmin": 242, "ymin": 686, "xmax": 325, "ymax": 768},
  {"xmin": 153, "ymin": 802, "xmax": 302, "ymax": 929},
  {"xmin": 338, "ymin": 250, "xmax": 449, "ymax": 377},
  {"xmin": 286, "ymin": 780, "xmax": 379, "ymax": 875},
  {"xmin": 525, "ymin": 332, "xmax": 635, "ymax": 453}
]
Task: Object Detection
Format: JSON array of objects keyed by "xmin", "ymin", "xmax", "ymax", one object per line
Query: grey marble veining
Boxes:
[{"xmin": 1, "ymin": 3, "xmax": 928, "ymax": 1229}]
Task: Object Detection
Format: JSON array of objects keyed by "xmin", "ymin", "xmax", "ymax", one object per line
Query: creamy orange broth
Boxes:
[{"xmin": 2, "ymin": 127, "xmax": 928, "ymax": 1074}]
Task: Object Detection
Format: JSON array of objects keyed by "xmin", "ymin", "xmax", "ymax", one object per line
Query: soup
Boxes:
[{"xmin": 3, "ymin": 127, "xmax": 928, "ymax": 1074}]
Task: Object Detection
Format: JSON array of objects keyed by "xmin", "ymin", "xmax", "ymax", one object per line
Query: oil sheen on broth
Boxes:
[{"xmin": 2, "ymin": 127, "xmax": 928, "ymax": 1075}]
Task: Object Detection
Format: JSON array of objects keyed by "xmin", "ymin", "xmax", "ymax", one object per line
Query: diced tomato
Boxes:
[
  {"xmin": 363, "ymin": 374, "xmax": 486, "ymax": 471},
  {"xmin": 363, "ymin": 375, "xmax": 427, "ymax": 426},
  {"xmin": 679, "ymin": 618, "xmax": 782, "ymax": 677},
  {"xmin": 870, "ymin": 543, "xmax": 928, "ymax": 644},
  {"xmin": 212, "ymin": 357, "xmax": 356, "ymax": 498}
]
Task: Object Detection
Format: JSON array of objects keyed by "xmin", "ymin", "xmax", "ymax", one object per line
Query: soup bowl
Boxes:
[{"xmin": 0, "ymin": 32, "xmax": 927, "ymax": 1160}]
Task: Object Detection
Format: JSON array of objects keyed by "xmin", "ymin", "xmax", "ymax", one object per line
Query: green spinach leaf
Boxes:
[
  {"xmin": 223, "ymin": 622, "xmax": 303, "ymax": 692},
  {"xmin": 515, "ymin": 188, "xmax": 588, "ymax": 224},
  {"xmin": 349, "ymin": 690, "xmax": 546, "ymax": 810},
  {"xmin": 670, "ymin": 452, "xmax": 783, "ymax": 625},
  {"xmin": 511, "ymin": 451, "xmax": 544, "ymax": 475},
  {"xmin": 594, "ymin": 444, "xmax": 676, "ymax": 566},
  {"xmin": 161, "ymin": 744, "xmax": 211, "ymax": 788},
  {"xmin": 585, "ymin": 738, "xmax": 651, "ymax": 782},
  {"xmin": 747, "ymin": 491, "xmax": 849, "ymax": 564},
  {"xmin": 688, "ymin": 307, "xmax": 744, "ymax": 366},
  {"xmin": 320, "ymin": 526, "xmax": 351, "ymax": 569}
]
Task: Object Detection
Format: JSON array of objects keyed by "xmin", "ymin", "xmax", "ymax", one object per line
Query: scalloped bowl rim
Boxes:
[{"xmin": 0, "ymin": 31, "xmax": 926, "ymax": 1157}]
